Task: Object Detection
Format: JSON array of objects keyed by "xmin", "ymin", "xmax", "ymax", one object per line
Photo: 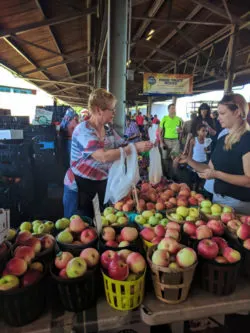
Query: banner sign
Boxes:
[{"xmin": 143, "ymin": 73, "xmax": 193, "ymax": 95}]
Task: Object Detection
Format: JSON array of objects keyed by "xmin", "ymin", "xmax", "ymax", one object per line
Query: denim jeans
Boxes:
[{"xmin": 63, "ymin": 185, "xmax": 78, "ymax": 218}]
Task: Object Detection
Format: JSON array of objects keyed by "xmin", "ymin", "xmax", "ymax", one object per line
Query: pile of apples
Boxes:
[
  {"xmin": 200, "ymin": 200, "xmax": 233, "ymax": 217},
  {"xmin": 101, "ymin": 207, "xmax": 128, "ymax": 227},
  {"xmin": 54, "ymin": 248, "xmax": 100, "ymax": 279},
  {"xmin": 168, "ymin": 206, "xmax": 200, "ymax": 222},
  {"xmin": 183, "ymin": 219, "xmax": 225, "ymax": 240},
  {"xmin": 223, "ymin": 215, "xmax": 250, "ymax": 251},
  {"xmin": 18, "ymin": 220, "xmax": 55, "ymax": 235},
  {"xmin": 56, "ymin": 216, "xmax": 97, "ymax": 245},
  {"xmin": 150, "ymin": 239, "xmax": 197, "ymax": 270},
  {"xmin": 101, "ymin": 249, "xmax": 146, "ymax": 281},
  {"xmin": 140, "ymin": 222, "xmax": 181, "ymax": 245},
  {"xmin": 101, "ymin": 226, "xmax": 139, "ymax": 248},
  {"xmin": 135, "ymin": 211, "xmax": 168, "ymax": 227}
]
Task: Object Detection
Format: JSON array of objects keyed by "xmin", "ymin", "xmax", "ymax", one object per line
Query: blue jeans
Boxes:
[{"xmin": 63, "ymin": 186, "xmax": 78, "ymax": 218}]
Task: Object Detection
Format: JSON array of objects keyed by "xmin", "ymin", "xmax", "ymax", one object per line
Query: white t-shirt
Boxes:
[{"xmin": 192, "ymin": 137, "xmax": 212, "ymax": 162}]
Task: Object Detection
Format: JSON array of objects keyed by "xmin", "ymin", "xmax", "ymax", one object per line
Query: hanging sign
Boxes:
[{"xmin": 143, "ymin": 73, "xmax": 193, "ymax": 95}]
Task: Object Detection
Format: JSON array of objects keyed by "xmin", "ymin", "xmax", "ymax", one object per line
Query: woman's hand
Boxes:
[
  {"xmin": 135, "ymin": 141, "xmax": 153, "ymax": 152},
  {"xmin": 198, "ymin": 168, "xmax": 217, "ymax": 180}
]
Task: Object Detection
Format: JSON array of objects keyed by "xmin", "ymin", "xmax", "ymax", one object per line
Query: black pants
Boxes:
[{"xmin": 74, "ymin": 175, "xmax": 107, "ymax": 219}]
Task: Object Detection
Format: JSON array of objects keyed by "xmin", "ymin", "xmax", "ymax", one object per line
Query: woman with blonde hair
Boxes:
[
  {"xmin": 176, "ymin": 93, "xmax": 250, "ymax": 213},
  {"xmin": 63, "ymin": 88, "xmax": 152, "ymax": 218}
]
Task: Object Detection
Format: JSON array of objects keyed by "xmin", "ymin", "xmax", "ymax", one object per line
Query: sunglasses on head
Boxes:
[{"xmin": 219, "ymin": 95, "xmax": 238, "ymax": 110}]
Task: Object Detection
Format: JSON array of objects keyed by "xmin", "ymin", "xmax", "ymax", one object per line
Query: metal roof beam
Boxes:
[
  {"xmin": 24, "ymin": 78, "xmax": 93, "ymax": 88},
  {"xmin": 132, "ymin": 17, "xmax": 228, "ymax": 26},
  {"xmin": 0, "ymin": 7, "xmax": 97, "ymax": 39}
]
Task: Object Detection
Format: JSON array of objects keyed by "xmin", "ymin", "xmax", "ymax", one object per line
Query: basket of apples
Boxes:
[
  {"xmin": 135, "ymin": 210, "xmax": 169, "ymax": 230},
  {"xmin": 197, "ymin": 237, "xmax": 241, "ymax": 296},
  {"xmin": 140, "ymin": 222, "xmax": 181, "ymax": 252},
  {"xmin": 166, "ymin": 206, "xmax": 201, "ymax": 224},
  {"xmin": 147, "ymin": 240, "xmax": 197, "ymax": 304},
  {"xmin": 102, "ymin": 207, "xmax": 129, "ymax": 230},
  {"xmin": 0, "ymin": 258, "xmax": 46, "ymax": 326},
  {"xmin": 99, "ymin": 226, "xmax": 144, "ymax": 254},
  {"xmin": 101, "ymin": 250, "xmax": 146, "ymax": 310},
  {"xmin": 200, "ymin": 201, "xmax": 234, "ymax": 221},
  {"xmin": 18, "ymin": 219, "xmax": 55, "ymax": 235},
  {"xmin": 56, "ymin": 216, "xmax": 98, "ymax": 256},
  {"xmin": 50, "ymin": 248, "xmax": 100, "ymax": 312}
]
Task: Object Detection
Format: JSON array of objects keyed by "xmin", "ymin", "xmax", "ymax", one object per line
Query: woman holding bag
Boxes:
[{"xmin": 64, "ymin": 88, "xmax": 152, "ymax": 218}]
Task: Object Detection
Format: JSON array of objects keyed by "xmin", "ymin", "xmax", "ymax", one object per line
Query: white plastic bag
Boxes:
[
  {"xmin": 148, "ymin": 124, "xmax": 163, "ymax": 185},
  {"xmin": 104, "ymin": 143, "xmax": 140, "ymax": 204}
]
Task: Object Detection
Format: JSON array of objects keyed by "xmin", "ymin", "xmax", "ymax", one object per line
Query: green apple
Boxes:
[
  {"xmin": 20, "ymin": 222, "xmax": 32, "ymax": 232},
  {"xmin": 211, "ymin": 204, "xmax": 222, "ymax": 215},
  {"xmin": 57, "ymin": 230, "xmax": 73, "ymax": 244},
  {"xmin": 223, "ymin": 206, "xmax": 233, "ymax": 213},
  {"xmin": 33, "ymin": 224, "xmax": 41, "ymax": 234},
  {"xmin": 70, "ymin": 215, "xmax": 81, "ymax": 221},
  {"xmin": 7, "ymin": 228, "xmax": 16, "ymax": 241},
  {"xmin": 44, "ymin": 221, "xmax": 54, "ymax": 231},
  {"xmin": 66, "ymin": 257, "xmax": 87, "ymax": 278},
  {"xmin": 200, "ymin": 200, "xmax": 212, "ymax": 208},
  {"xmin": 103, "ymin": 207, "xmax": 115, "ymax": 217},
  {"xmin": 144, "ymin": 224, "xmax": 151, "ymax": 228},
  {"xmin": 170, "ymin": 213, "xmax": 183, "ymax": 221},
  {"xmin": 55, "ymin": 218, "xmax": 70, "ymax": 230},
  {"xmin": 32, "ymin": 220, "xmax": 42, "ymax": 227},
  {"xmin": 142, "ymin": 210, "xmax": 154, "ymax": 220},
  {"xmin": 201, "ymin": 207, "xmax": 212, "ymax": 214},
  {"xmin": 160, "ymin": 218, "xmax": 169, "ymax": 226},
  {"xmin": 176, "ymin": 207, "xmax": 189, "ymax": 218},
  {"xmin": 135, "ymin": 215, "xmax": 146, "ymax": 225},
  {"xmin": 116, "ymin": 212, "xmax": 125, "ymax": 218},
  {"xmin": 38, "ymin": 224, "xmax": 46, "ymax": 234},
  {"xmin": 101, "ymin": 216, "xmax": 109, "ymax": 226},
  {"xmin": 126, "ymin": 273, "xmax": 138, "ymax": 281},
  {"xmin": 189, "ymin": 207, "xmax": 199, "ymax": 218},
  {"xmin": 0, "ymin": 275, "xmax": 19, "ymax": 291},
  {"xmin": 148, "ymin": 216, "xmax": 160, "ymax": 226},
  {"xmin": 106, "ymin": 214, "xmax": 117, "ymax": 223},
  {"xmin": 186, "ymin": 215, "xmax": 196, "ymax": 222},
  {"xmin": 155, "ymin": 213, "xmax": 163, "ymax": 220},
  {"xmin": 117, "ymin": 216, "xmax": 127, "ymax": 225}
]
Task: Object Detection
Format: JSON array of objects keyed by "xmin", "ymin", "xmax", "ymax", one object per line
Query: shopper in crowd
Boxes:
[
  {"xmin": 191, "ymin": 103, "xmax": 216, "ymax": 137},
  {"xmin": 210, "ymin": 110, "xmax": 222, "ymax": 152},
  {"xmin": 159, "ymin": 103, "xmax": 183, "ymax": 178},
  {"xmin": 181, "ymin": 112, "xmax": 197, "ymax": 152},
  {"xmin": 152, "ymin": 114, "xmax": 160, "ymax": 124},
  {"xmin": 176, "ymin": 93, "xmax": 250, "ymax": 214},
  {"xmin": 63, "ymin": 88, "xmax": 153, "ymax": 218},
  {"xmin": 136, "ymin": 111, "xmax": 144, "ymax": 132},
  {"xmin": 124, "ymin": 116, "xmax": 141, "ymax": 142}
]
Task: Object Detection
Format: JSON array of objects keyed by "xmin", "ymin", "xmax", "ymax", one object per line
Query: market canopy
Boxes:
[{"xmin": 0, "ymin": 0, "xmax": 249, "ymax": 107}]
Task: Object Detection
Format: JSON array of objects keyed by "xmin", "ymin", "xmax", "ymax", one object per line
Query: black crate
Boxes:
[
  {"xmin": 32, "ymin": 135, "xmax": 57, "ymax": 154},
  {"xmin": 23, "ymin": 125, "xmax": 56, "ymax": 142},
  {"xmin": 0, "ymin": 116, "xmax": 29, "ymax": 129}
]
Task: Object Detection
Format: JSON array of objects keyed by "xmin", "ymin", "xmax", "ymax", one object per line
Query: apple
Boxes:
[
  {"xmin": 176, "ymin": 199, "xmax": 188, "ymax": 207},
  {"xmin": 14, "ymin": 246, "xmax": 35, "ymax": 263},
  {"xmin": 169, "ymin": 262, "xmax": 179, "ymax": 270},
  {"xmin": 148, "ymin": 216, "xmax": 160, "ymax": 226},
  {"xmin": 101, "ymin": 250, "xmax": 119, "ymax": 269},
  {"xmin": 0, "ymin": 275, "xmax": 19, "ymax": 291},
  {"xmin": 158, "ymin": 237, "xmax": 180, "ymax": 254},
  {"xmin": 211, "ymin": 204, "xmax": 222, "ymax": 215},
  {"xmin": 106, "ymin": 240, "xmax": 118, "ymax": 247},
  {"xmin": 30, "ymin": 262, "xmax": 43, "ymax": 272},
  {"xmin": 118, "ymin": 241, "xmax": 130, "ymax": 247},
  {"xmin": 195, "ymin": 220, "xmax": 206, "ymax": 227},
  {"xmin": 168, "ymin": 197, "xmax": 177, "ymax": 206},
  {"xmin": 221, "ymin": 213, "xmax": 235, "ymax": 224},
  {"xmin": 24, "ymin": 237, "xmax": 42, "ymax": 253},
  {"xmin": 16, "ymin": 231, "xmax": 32, "ymax": 245},
  {"xmin": 118, "ymin": 249, "xmax": 132, "ymax": 261},
  {"xmin": 188, "ymin": 197, "xmax": 198, "ymax": 206},
  {"xmin": 212, "ymin": 237, "xmax": 228, "ymax": 252},
  {"xmin": 123, "ymin": 203, "xmax": 133, "ymax": 212},
  {"xmin": 126, "ymin": 252, "xmax": 146, "ymax": 274},
  {"xmin": 160, "ymin": 218, "xmax": 169, "ymax": 226},
  {"xmin": 176, "ymin": 206, "xmax": 189, "ymax": 218},
  {"xmin": 20, "ymin": 222, "xmax": 32, "ymax": 232},
  {"xmin": 44, "ymin": 221, "xmax": 54, "ymax": 231},
  {"xmin": 55, "ymin": 252, "xmax": 74, "ymax": 270},
  {"xmin": 140, "ymin": 228, "xmax": 155, "ymax": 242},
  {"xmin": 200, "ymin": 200, "xmax": 212, "ymax": 208},
  {"xmin": 196, "ymin": 225, "xmax": 213, "ymax": 240},
  {"xmin": 186, "ymin": 216, "xmax": 196, "ymax": 222},
  {"xmin": 166, "ymin": 222, "xmax": 180, "ymax": 231},
  {"xmin": 57, "ymin": 230, "xmax": 73, "ymax": 244},
  {"xmin": 201, "ymin": 207, "xmax": 212, "ymax": 215},
  {"xmin": 142, "ymin": 210, "xmax": 154, "ymax": 219},
  {"xmin": 207, "ymin": 220, "xmax": 224, "ymax": 236},
  {"xmin": 117, "ymin": 216, "xmax": 128, "ymax": 225},
  {"xmin": 121, "ymin": 227, "xmax": 138, "ymax": 242},
  {"xmin": 80, "ymin": 228, "xmax": 97, "ymax": 244},
  {"xmin": 155, "ymin": 202, "xmax": 165, "ymax": 211},
  {"xmin": 179, "ymin": 189, "xmax": 190, "ymax": 198},
  {"xmin": 108, "ymin": 259, "xmax": 129, "ymax": 281},
  {"xmin": 197, "ymin": 239, "xmax": 219, "ymax": 260},
  {"xmin": 165, "ymin": 228, "xmax": 179, "ymax": 240},
  {"xmin": 151, "ymin": 236, "xmax": 163, "ymax": 245},
  {"xmin": 237, "ymin": 224, "xmax": 250, "ymax": 240},
  {"xmin": 70, "ymin": 216, "xmax": 87, "ymax": 233},
  {"xmin": 222, "ymin": 206, "xmax": 233, "ymax": 213},
  {"xmin": 6, "ymin": 257, "xmax": 27, "ymax": 276},
  {"xmin": 114, "ymin": 202, "xmax": 123, "ymax": 211},
  {"xmin": 170, "ymin": 213, "xmax": 183, "ymax": 221},
  {"xmin": 227, "ymin": 219, "xmax": 241, "ymax": 232},
  {"xmin": 152, "ymin": 249, "xmax": 169, "ymax": 267},
  {"xmin": 243, "ymin": 239, "xmax": 250, "ymax": 250},
  {"xmin": 223, "ymin": 247, "xmax": 241, "ymax": 263},
  {"xmin": 0, "ymin": 242, "xmax": 8, "ymax": 257},
  {"xmin": 240, "ymin": 216, "xmax": 250, "ymax": 224},
  {"xmin": 215, "ymin": 256, "xmax": 228, "ymax": 264},
  {"xmin": 59, "ymin": 268, "xmax": 68, "ymax": 279},
  {"xmin": 102, "ymin": 227, "xmax": 116, "ymax": 241},
  {"xmin": 103, "ymin": 207, "xmax": 115, "ymax": 217},
  {"xmin": 176, "ymin": 247, "xmax": 197, "ymax": 268},
  {"xmin": 135, "ymin": 215, "xmax": 146, "ymax": 225},
  {"xmin": 169, "ymin": 183, "xmax": 180, "ymax": 192},
  {"xmin": 22, "ymin": 269, "xmax": 42, "ymax": 287},
  {"xmin": 106, "ymin": 214, "xmax": 117, "ymax": 224},
  {"xmin": 183, "ymin": 222, "xmax": 197, "ymax": 236},
  {"xmin": 66, "ymin": 257, "xmax": 87, "ymax": 278},
  {"xmin": 40, "ymin": 234, "xmax": 55, "ymax": 249},
  {"xmin": 7, "ymin": 228, "xmax": 17, "ymax": 241},
  {"xmin": 55, "ymin": 218, "xmax": 70, "ymax": 230},
  {"xmin": 189, "ymin": 207, "xmax": 199, "ymax": 218},
  {"xmin": 154, "ymin": 225, "xmax": 165, "ymax": 237},
  {"xmin": 70, "ymin": 215, "xmax": 81, "ymax": 221},
  {"xmin": 80, "ymin": 248, "xmax": 100, "ymax": 267}
]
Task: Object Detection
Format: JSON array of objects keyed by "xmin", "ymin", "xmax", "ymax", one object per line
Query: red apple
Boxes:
[
  {"xmin": 80, "ymin": 228, "xmax": 97, "ymax": 244},
  {"xmin": 59, "ymin": 268, "xmax": 68, "ymax": 279},
  {"xmin": 24, "ymin": 237, "xmax": 41, "ymax": 253},
  {"xmin": 114, "ymin": 202, "xmax": 123, "ymax": 211},
  {"xmin": 140, "ymin": 228, "xmax": 155, "ymax": 242},
  {"xmin": 80, "ymin": 248, "xmax": 100, "ymax": 267},
  {"xmin": 176, "ymin": 247, "xmax": 197, "ymax": 268},
  {"xmin": 195, "ymin": 220, "xmax": 206, "ymax": 227},
  {"xmin": 183, "ymin": 222, "xmax": 197, "ymax": 236},
  {"xmin": 158, "ymin": 237, "xmax": 180, "ymax": 254},
  {"xmin": 179, "ymin": 189, "xmax": 190, "ymax": 198},
  {"xmin": 21, "ymin": 269, "xmax": 42, "ymax": 287},
  {"xmin": 215, "ymin": 256, "xmax": 228, "ymax": 264},
  {"xmin": 154, "ymin": 225, "xmax": 165, "ymax": 237},
  {"xmin": 207, "ymin": 220, "xmax": 224, "ymax": 236},
  {"xmin": 177, "ymin": 198, "xmax": 188, "ymax": 207},
  {"xmin": 126, "ymin": 252, "xmax": 146, "ymax": 274},
  {"xmin": 102, "ymin": 227, "xmax": 116, "ymax": 241},
  {"xmin": 166, "ymin": 222, "xmax": 181, "ymax": 231},
  {"xmin": 6, "ymin": 257, "xmax": 27, "ymax": 276},
  {"xmin": 152, "ymin": 249, "xmax": 169, "ymax": 267},
  {"xmin": 196, "ymin": 225, "xmax": 213, "ymax": 240},
  {"xmin": 151, "ymin": 236, "xmax": 163, "ymax": 245},
  {"xmin": 212, "ymin": 237, "xmax": 228, "ymax": 252},
  {"xmin": 16, "ymin": 231, "xmax": 32, "ymax": 245},
  {"xmin": 106, "ymin": 240, "xmax": 118, "ymax": 247},
  {"xmin": 116, "ymin": 234, "xmax": 123, "ymax": 243},
  {"xmin": 14, "ymin": 246, "xmax": 35, "ymax": 263},
  {"xmin": 168, "ymin": 197, "xmax": 177, "ymax": 206},
  {"xmin": 55, "ymin": 251, "xmax": 74, "ymax": 270},
  {"xmin": 0, "ymin": 242, "xmax": 8, "ymax": 257},
  {"xmin": 227, "ymin": 219, "xmax": 241, "ymax": 232},
  {"xmin": 237, "ymin": 224, "xmax": 250, "ymax": 240},
  {"xmin": 198, "ymin": 239, "xmax": 219, "ymax": 260},
  {"xmin": 221, "ymin": 213, "xmax": 235, "ymax": 224},
  {"xmin": 223, "ymin": 247, "xmax": 241, "ymax": 263},
  {"xmin": 165, "ymin": 228, "xmax": 179, "ymax": 240},
  {"xmin": 40, "ymin": 234, "xmax": 55, "ymax": 249},
  {"xmin": 118, "ymin": 249, "xmax": 132, "ymax": 261},
  {"xmin": 155, "ymin": 202, "xmax": 165, "ymax": 211},
  {"xmin": 121, "ymin": 227, "xmax": 138, "ymax": 242},
  {"xmin": 243, "ymin": 238, "xmax": 250, "ymax": 250},
  {"xmin": 240, "ymin": 216, "xmax": 250, "ymax": 224},
  {"xmin": 165, "ymin": 202, "xmax": 174, "ymax": 209},
  {"xmin": 169, "ymin": 183, "xmax": 180, "ymax": 193},
  {"xmin": 188, "ymin": 197, "xmax": 198, "ymax": 206},
  {"xmin": 70, "ymin": 216, "xmax": 87, "ymax": 233},
  {"xmin": 146, "ymin": 202, "xmax": 155, "ymax": 210},
  {"xmin": 101, "ymin": 250, "xmax": 119, "ymax": 269},
  {"xmin": 108, "ymin": 259, "xmax": 129, "ymax": 281}
]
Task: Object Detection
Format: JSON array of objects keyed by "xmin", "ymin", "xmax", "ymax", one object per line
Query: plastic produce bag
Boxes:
[
  {"xmin": 148, "ymin": 124, "xmax": 162, "ymax": 184},
  {"xmin": 104, "ymin": 143, "xmax": 140, "ymax": 204}
]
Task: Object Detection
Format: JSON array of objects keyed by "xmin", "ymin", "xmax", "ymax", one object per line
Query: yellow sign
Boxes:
[{"xmin": 143, "ymin": 73, "xmax": 193, "ymax": 95}]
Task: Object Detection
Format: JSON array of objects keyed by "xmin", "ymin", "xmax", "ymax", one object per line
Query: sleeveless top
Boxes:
[{"xmin": 192, "ymin": 137, "xmax": 212, "ymax": 162}]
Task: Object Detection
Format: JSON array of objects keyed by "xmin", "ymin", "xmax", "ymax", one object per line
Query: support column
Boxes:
[
  {"xmin": 147, "ymin": 96, "xmax": 152, "ymax": 117},
  {"xmin": 107, "ymin": 0, "xmax": 128, "ymax": 135},
  {"xmin": 224, "ymin": 25, "xmax": 239, "ymax": 94}
]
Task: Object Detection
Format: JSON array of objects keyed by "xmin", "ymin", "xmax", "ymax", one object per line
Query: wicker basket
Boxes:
[
  {"xmin": 200, "ymin": 205, "xmax": 235, "ymax": 222},
  {"xmin": 166, "ymin": 208, "xmax": 201, "ymax": 225},
  {"xmin": 147, "ymin": 245, "xmax": 197, "ymax": 304}
]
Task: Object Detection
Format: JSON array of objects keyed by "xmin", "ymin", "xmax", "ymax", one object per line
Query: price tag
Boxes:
[
  {"xmin": 0, "ymin": 209, "xmax": 10, "ymax": 243},
  {"xmin": 92, "ymin": 194, "xmax": 102, "ymax": 235}
]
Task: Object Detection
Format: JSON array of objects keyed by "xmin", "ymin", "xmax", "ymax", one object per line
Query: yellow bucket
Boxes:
[
  {"xmin": 102, "ymin": 270, "xmax": 146, "ymax": 311},
  {"xmin": 143, "ymin": 239, "xmax": 154, "ymax": 252}
]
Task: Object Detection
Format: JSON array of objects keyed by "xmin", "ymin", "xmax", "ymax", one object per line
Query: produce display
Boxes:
[
  {"xmin": 199, "ymin": 200, "xmax": 233, "ymax": 217},
  {"xmin": 135, "ymin": 211, "xmax": 168, "ymax": 226},
  {"xmin": 19, "ymin": 220, "xmax": 55, "ymax": 234},
  {"xmin": 101, "ymin": 207, "xmax": 128, "ymax": 227},
  {"xmin": 140, "ymin": 222, "xmax": 180, "ymax": 245},
  {"xmin": 101, "ymin": 226, "xmax": 139, "ymax": 248}
]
